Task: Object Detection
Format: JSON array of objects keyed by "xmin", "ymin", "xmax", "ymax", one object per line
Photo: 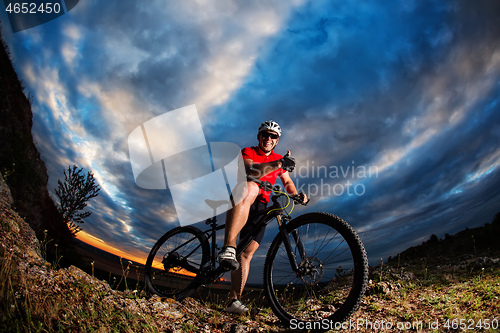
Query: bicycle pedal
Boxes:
[{"xmin": 218, "ymin": 265, "xmax": 232, "ymax": 273}]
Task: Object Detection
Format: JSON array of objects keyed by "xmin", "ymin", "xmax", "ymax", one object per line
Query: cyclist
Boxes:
[{"xmin": 218, "ymin": 120, "xmax": 307, "ymax": 313}]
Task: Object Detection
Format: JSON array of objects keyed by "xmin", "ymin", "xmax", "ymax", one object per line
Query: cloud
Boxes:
[{"xmin": 2, "ymin": 0, "xmax": 500, "ymax": 272}]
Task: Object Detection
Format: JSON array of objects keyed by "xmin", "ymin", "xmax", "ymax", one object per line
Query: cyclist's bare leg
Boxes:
[
  {"xmin": 230, "ymin": 240, "xmax": 259, "ymax": 300},
  {"xmin": 223, "ymin": 181, "xmax": 260, "ymax": 248}
]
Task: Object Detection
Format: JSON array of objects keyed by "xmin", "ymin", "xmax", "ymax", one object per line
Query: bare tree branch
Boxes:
[{"xmin": 55, "ymin": 165, "xmax": 100, "ymax": 236}]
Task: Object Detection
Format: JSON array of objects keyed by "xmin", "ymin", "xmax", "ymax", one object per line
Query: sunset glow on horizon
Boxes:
[
  {"xmin": 76, "ymin": 230, "xmax": 197, "ymax": 278},
  {"xmin": 76, "ymin": 230, "xmax": 148, "ymax": 266}
]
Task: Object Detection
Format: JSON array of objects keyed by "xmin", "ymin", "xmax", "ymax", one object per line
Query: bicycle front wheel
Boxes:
[
  {"xmin": 145, "ymin": 225, "xmax": 210, "ymax": 299},
  {"xmin": 264, "ymin": 212, "xmax": 368, "ymax": 328}
]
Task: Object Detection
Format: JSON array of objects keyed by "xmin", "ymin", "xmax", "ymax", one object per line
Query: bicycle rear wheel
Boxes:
[
  {"xmin": 145, "ymin": 225, "xmax": 210, "ymax": 299},
  {"xmin": 263, "ymin": 212, "xmax": 368, "ymax": 329}
]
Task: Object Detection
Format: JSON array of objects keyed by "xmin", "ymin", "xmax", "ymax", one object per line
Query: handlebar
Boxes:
[
  {"xmin": 289, "ymin": 193, "xmax": 310, "ymax": 206},
  {"xmin": 247, "ymin": 175, "xmax": 309, "ymax": 206}
]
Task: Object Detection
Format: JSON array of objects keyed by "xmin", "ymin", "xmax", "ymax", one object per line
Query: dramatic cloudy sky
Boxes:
[{"xmin": 2, "ymin": 0, "xmax": 500, "ymax": 283}]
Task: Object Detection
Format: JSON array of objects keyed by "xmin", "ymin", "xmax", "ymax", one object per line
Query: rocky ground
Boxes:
[
  {"xmin": 1, "ymin": 172, "xmax": 499, "ymax": 332},
  {"xmin": 0, "ymin": 173, "xmax": 286, "ymax": 332}
]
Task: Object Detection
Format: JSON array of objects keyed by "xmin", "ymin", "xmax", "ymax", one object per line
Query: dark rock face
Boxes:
[{"xmin": 0, "ymin": 32, "xmax": 73, "ymax": 261}]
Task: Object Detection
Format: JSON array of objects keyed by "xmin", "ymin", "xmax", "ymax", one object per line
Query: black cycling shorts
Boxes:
[{"xmin": 240, "ymin": 199, "xmax": 268, "ymax": 245}]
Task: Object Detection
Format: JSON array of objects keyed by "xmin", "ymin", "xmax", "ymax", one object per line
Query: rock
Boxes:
[
  {"xmin": 466, "ymin": 257, "xmax": 500, "ymax": 270},
  {"xmin": 366, "ymin": 281, "xmax": 401, "ymax": 295},
  {"xmin": 0, "ymin": 173, "xmax": 13, "ymax": 208},
  {"xmin": 230, "ymin": 323, "xmax": 249, "ymax": 333}
]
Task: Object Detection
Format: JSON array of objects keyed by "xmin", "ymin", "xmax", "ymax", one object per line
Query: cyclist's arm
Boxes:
[
  {"xmin": 244, "ymin": 158, "xmax": 282, "ymax": 179},
  {"xmin": 280, "ymin": 171, "xmax": 298, "ymax": 195},
  {"xmin": 280, "ymin": 172, "xmax": 308, "ymax": 202}
]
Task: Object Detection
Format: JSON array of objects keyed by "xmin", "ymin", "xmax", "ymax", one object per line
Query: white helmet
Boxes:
[{"xmin": 258, "ymin": 120, "xmax": 281, "ymax": 137}]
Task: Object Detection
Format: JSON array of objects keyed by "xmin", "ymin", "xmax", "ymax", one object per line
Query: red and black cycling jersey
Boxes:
[{"xmin": 241, "ymin": 146, "xmax": 283, "ymax": 203}]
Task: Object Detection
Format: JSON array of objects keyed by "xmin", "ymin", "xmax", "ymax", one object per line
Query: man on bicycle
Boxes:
[{"xmin": 218, "ymin": 120, "xmax": 307, "ymax": 313}]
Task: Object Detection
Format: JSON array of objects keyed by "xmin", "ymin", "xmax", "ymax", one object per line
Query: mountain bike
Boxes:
[{"xmin": 145, "ymin": 179, "xmax": 368, "ymax": 328}]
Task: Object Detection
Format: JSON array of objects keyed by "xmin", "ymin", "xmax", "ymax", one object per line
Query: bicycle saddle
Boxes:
[{"xmin": 205, "ymin": 199, "xmax": 229, "ymax": 210}]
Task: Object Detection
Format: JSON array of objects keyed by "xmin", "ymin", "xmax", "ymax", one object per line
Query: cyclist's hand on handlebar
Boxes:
[
  {"xmin": 281, "ymin": 151, "xmax": 296, "ymax": 172},
  {"xmin": 299, "ymin": 192, "xmax": 309, "ymax": 205},
  {"xmin": 294, "ymin": 192, "xmax": 309, "ymax": 205}
]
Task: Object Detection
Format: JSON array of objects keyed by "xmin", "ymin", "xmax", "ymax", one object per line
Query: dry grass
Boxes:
[{"xmin": 0, "ymin": 250, "xmax": 158, "ymax": 333}]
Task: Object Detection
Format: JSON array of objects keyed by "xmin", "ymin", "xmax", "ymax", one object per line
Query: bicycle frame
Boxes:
[
  {"xmin": 197, "ymin": 191, "xmax": 304, "ymax": 284},
  {"xmin": 157, "ymin": 189, "xmax": 308, "ymax": 300}
]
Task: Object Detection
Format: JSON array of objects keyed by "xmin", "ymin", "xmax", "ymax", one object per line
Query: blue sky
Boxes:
[{"xmin": 2, "ymin": 0, "xmax": 500, "ymax": 283}]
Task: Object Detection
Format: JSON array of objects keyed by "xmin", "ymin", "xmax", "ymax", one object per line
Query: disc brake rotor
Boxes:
[{"xmin": 299, "ymin": 257, "xmax": 324, "ymax": 285}]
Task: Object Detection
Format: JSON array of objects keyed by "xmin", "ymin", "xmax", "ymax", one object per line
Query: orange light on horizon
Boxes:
[
  {"xmin": 150, "ymin": 258, "xmax": 196, "ymax": 277},
  {"xmin": 76, "ymin": 230, "xmax": 147, "ymax": 265},
  {"xmin": 77, "ymin": 231, "xmax": 196, "ymax": 278},
  {"xmin": 168, "ymin": 267, "xmax": 196, "ymax": 278}
]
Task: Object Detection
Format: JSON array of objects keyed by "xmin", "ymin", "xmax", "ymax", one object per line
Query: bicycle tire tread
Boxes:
[{"xmin": 263, "ymin": 212, "xmax": 368, "ymax": 329}]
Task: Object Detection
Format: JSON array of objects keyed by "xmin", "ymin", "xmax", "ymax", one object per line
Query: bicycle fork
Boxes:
[{"xmin": 277, "ymin": 215, "xmax": 306, "ymax": 274}]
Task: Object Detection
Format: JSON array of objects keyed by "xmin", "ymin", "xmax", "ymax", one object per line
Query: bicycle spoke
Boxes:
[
  {"xmin": 145, "ymin": 226, "xmax": 209, "ymax": 298},
  {"xmin": 264, "ymin": 213, "xmax": 368, "ymax": 326}
]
